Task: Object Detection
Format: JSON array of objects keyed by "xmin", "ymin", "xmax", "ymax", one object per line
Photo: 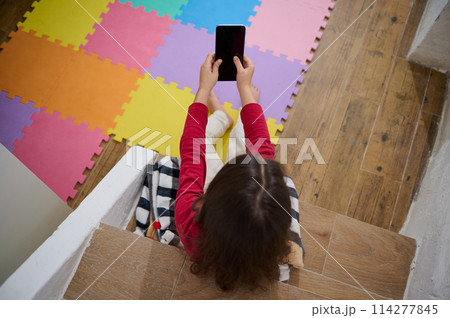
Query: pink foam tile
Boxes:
[
  {"xmin": 246, "ymin": 0, "xmax": 334, "ymax": 63},
  {"xmin": 12, "ymin": 109, "xmax": 109, "ymax": 202},
  {"xmin": 81, "ymin": 1, "xmax": 175, "ymax": 72}
]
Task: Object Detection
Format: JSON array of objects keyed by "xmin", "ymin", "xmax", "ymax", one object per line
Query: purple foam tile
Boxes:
[
  {"xmin": 148, "ymin": 21, "xmax": 214, "ymax": 91},
  {"xmin": 215, "ymin": 45, "xmax": 307, "ymax": 124},
  {"xmin": 0, "ymin": 91, "xmax": 39, "ymax": 152}
]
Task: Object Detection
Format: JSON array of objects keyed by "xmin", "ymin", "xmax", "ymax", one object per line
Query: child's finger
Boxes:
[
  {"xmin": 213, "ymin": 59, "xmax": 222, "ymax": 74},
  {"xmin": 204, "ymin": 52, "xmax": 215, "ymax": 66},
  {"xmin": 233, "ymin": 56, "xmax": 244, "ymax": 72},
  {"xmin": 243, "ymin": 54, "xmax": 253, "ymax": 68}
]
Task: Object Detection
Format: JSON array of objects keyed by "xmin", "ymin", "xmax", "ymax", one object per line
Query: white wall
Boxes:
[
  {"xmin": 402, "ymin": 80, "xmax": 450, "ymax": 299},
  {"xmin": 408, "ymin": 0, "xmax": 450, "ymax": 72},
  {"xmin": 0, "ymin": 144, "xmax": 72, "ymax": 285},
  {"xmin": 410, "ymin": 0, "xmax": 448, "ymax": 47}
]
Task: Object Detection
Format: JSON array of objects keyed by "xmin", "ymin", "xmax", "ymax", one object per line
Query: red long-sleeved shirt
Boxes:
[{"xmin": 174, "ymin": 102, "xmax": 274, "ymax": 258}]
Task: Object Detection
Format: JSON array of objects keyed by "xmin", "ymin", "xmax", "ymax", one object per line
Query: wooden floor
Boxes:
[
  {"xmin": 1, "ymin": 0, "xmax": 447, "ymax": 231},
  {"xmin": 0, "ymin": 0, "xmax": 34, "ymax": 44},
  {"xmin": 278, "ymin": 0, "xmax": 447, "ymax": 231}
]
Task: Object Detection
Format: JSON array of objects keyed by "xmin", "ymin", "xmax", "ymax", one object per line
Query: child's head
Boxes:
[{"xmin": 192, "ymin": 154, "xmax": 292, "ymax": 291}]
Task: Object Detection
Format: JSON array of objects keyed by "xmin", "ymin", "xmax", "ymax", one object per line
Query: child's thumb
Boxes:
[
  {"xmin": 233, "ymin": 56, "xmax": 244, "ymax": 72},
  {"xmin": 213, "ymin": 59, "xmax": 222, "ymax": 73}
]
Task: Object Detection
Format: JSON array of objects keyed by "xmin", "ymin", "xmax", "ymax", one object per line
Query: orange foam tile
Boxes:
[{"xmin": 0, "ymin": 29, "xmax": 144, "ymax": 132}]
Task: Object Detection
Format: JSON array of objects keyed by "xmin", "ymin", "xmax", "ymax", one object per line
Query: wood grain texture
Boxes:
[
  {"xmin": 422, "ymin": 70, "xmax": 447, "ymax": 116},
  {"xmin": 0, "ymin": 0, "xmax": 34, "ymax": 51},
  {"xmin": 299, "ymin": 201, "xmax": 336, "ymax": 273},
  {"xmin": 278, "ymin": 0, "xmax": 441, "ymax": 231},
  {"xmin": 362, "ymin": 58, "xmax": 429, "ymax": 181},
  {"xmin": 397, "ymin": 0, "xmax": 428, "ymax": 58},
  {"xmin": 0, "ymin": 29, "xmax": 8, "ymax": 45},
  {"xmin": 0, "ymin": 0, "xmax": 34, "ymax": 33},
  {"xmin": 347, "ymin": 0, "xmax": 413, "ymax": 102},
  {"xmin": 325, "ymin": 0, "xmax": 375, "ymax": 40},
  {"xmin": 390, "ymin": 111, "xmax": 441, "ymax": 231},
  {"xmin": 300, "ymin": 92, "xmax": 355, "ymax": 205},
  {"xmin": 65, "ymin": 214, "xmax": 416, "ymax": 299},
  {"xmin": 126, "ymin": 209, "xmax": 137, "ymax": 232},
  {"xmin": 64, "ymin": 223, "xmax": 186, "ymax": 300},
  {"xmin": 347, "ymin": 170, "xmax": 400, "ymax": 229},
  {"xmin": 323, "ymin": 215, "xmax": 416, "ymax": 299},
  {"xmin": 278, "ymin": 33, "xmax": 361, "ymax": 201},
  {"xmin": 288, "ymin": 268, "xmax": 388, "ymax": 300},
  {"xmin": 306, "ymin": 94, "xmax": 378, "ymax": 214},
  {"xmin": 171, "ymin": 259, "xmax": 328, "ymax": 300}
]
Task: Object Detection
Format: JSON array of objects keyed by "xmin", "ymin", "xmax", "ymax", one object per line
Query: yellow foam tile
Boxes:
[
  {"xmin": 109, "ymin": 75, "xmax": 196, "ymax": 157},
  {"xmin": 267, "ymin": 117, "xmax": 283, "ymax": 145},
  {"xmin": 19, "ymin": 0, "xmax": 113, "ymax": 48}
]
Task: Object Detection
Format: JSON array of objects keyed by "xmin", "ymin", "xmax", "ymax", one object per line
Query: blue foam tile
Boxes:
[{"xmin": 175, "ymin": 0, "xmax": 262, "ymax": 34}]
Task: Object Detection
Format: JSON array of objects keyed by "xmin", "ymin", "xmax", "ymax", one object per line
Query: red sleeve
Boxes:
[
  {"xmin": 175, "ymin": 102, "xmax": 208, "ymax": 258},
  {"xmin": 240, "ymin": 103, "xmax": 275, "ymax": 159}
]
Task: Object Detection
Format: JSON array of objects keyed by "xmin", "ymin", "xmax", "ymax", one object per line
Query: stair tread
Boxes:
[
  {"xmin": 172, "ymin": 258, "xmax": 329, "ymax": 300},
  {"xmin": 64, "ymin": 223, "xmax": 186, "ymax": 300},
  {"xmin": 65, "ymin": 200, "xmax": 416, "ymax": 300},
  {"xmin": 299, "ymin": 201, "xmax": 416, "ymax": 299},
  {"xmin": 288, "ymin": 268, "xmax": 388, "ymax": 300},
  {"xmin": 323, "ymin": 214, "xmax": 416, "ymax": 299}
]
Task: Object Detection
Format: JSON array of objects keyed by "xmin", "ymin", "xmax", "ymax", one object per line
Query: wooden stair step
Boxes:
[
  {"xmin": 288, "ymin": 268, "xmax": 388, "ymax": 300},
  {"xmin": 299, "ymin": 201, "xmax": 416, "ymax": 299},
  {"xmin": 64, "ymin": 223, "xmax": 186, "ymax": 300},
  {"xmin": 65, "ymin": 200, "xmax": 416, "ymax": 300},
  {"xmin": 64, "ymin": 224, "xmax": 322, "ymax": 300}
]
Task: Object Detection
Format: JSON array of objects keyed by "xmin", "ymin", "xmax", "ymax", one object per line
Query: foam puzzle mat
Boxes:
[
  {"xmin": 0, "ymin": 0, "xmax": 333, "ymax": 202},
  {"xmin": 0, "ymin": 28, "xmax": 143, "ymax": 132}
]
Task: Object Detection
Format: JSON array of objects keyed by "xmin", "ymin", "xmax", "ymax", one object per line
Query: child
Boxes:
[{"xmin": 175, "ymin": 53, "xmax": 295, "ymax": 291}]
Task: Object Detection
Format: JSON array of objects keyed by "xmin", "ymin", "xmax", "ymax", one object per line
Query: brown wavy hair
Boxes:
[{"xmin": 191, "ymin": 154, "xmax": 292, "ymax": 291}]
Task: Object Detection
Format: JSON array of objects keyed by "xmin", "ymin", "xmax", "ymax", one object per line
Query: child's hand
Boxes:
[
  {"xmin": 199, "ymin": 53, "xmax": 222, "ymax": 93},
  {"xmin": 234, "ymin": 54, "xmax": 255, "ymax": 92}
]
